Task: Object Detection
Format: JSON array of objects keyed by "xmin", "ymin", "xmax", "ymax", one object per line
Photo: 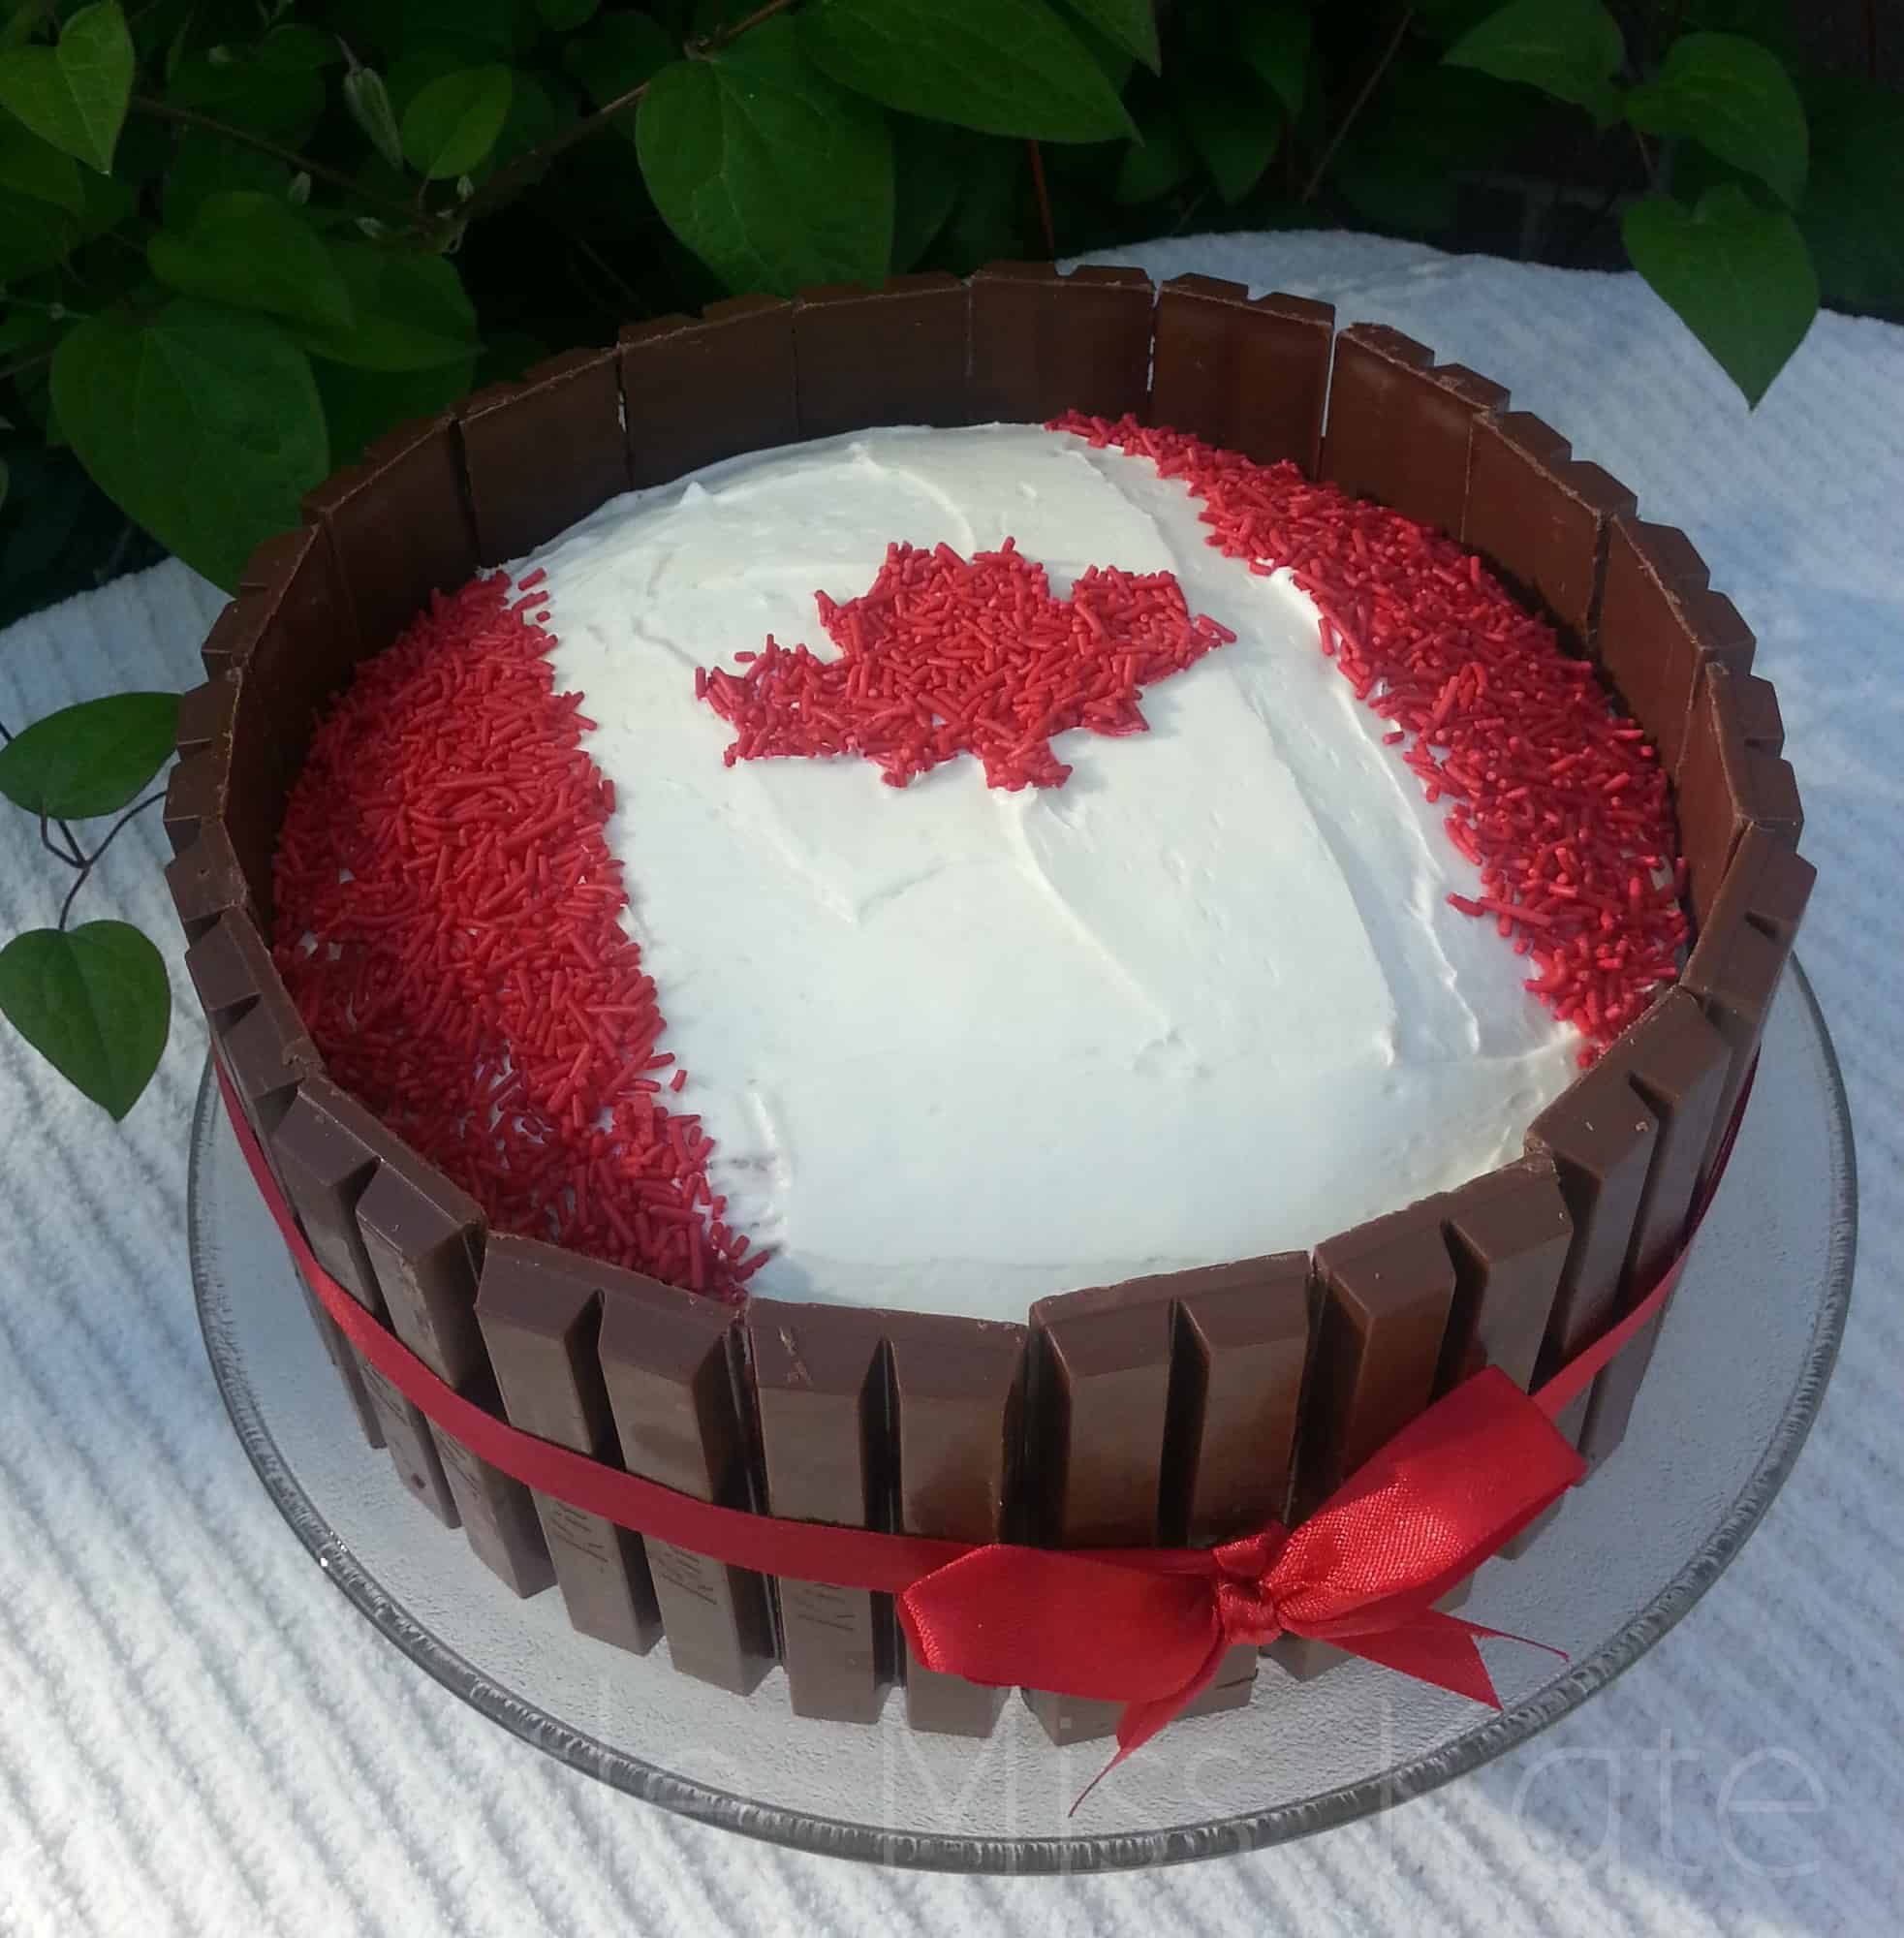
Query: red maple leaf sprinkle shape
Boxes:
[{"xmin": 695, "ymin": 538, "xmax": 1236, "ymax": 791}]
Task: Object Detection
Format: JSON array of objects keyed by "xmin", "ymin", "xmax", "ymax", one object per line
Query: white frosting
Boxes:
[{"xmin": 524, "ymin": 424, "xmax": 1577, "ymax": 1322}]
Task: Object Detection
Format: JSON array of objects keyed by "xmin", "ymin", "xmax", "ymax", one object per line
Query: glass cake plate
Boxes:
[{"xmin": 189, "ymin": 961, "xmax": 1854, "ymax": 1874}]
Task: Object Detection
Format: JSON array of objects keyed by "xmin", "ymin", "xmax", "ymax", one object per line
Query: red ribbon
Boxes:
[{"xmin": 217, "ymin": 1060, "xmax": 1742, "ymax": 1801}]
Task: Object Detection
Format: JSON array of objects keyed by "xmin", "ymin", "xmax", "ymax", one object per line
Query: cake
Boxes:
[{"xmin": 167, "ymin": 266, "xmax": 1813, "ymax": 1746}]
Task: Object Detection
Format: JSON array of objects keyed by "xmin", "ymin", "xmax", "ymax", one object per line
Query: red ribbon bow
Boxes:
[{"xmin": 898, "ymin": 1365, "xmax": 1582, "ymax": 1801}]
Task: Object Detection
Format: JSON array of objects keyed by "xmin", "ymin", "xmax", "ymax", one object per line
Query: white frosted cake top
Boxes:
[{"xmin": 522, "ymin": 423, "xmax": 1576, "ymax": 1322}]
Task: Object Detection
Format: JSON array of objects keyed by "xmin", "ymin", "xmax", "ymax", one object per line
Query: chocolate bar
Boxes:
[
  {"xmin": 1683, "ymin": 826, "xmax": 1816, "ymax": 1189},
  {"xmin": 1676, "ymin": 662, "xmax": 1804, "ymax": 922},
  {"xmin": 475, "ymin": 1235, "xmax": 664, "ymax": 1652},
  {"xmin": 1596, "ymin": 518, "xmax": 1758, "ymax": 767},
  {"xmin": 969, "ymin": 262, "xmax": 1153, "ymax": 424},
  {"xmin": 596, "ymin": 1272, "xmax": 775, "ymax": 1693},
  {"xmin": 793, "ymin": 274, "xmax": 971, "ymax": 438},
  {"xmin": 1464, "ymin": 412, "xmax": 1637, "ymax": 649},
  {"xmin": 174, "ymin": 672, "xmax": 238, "ymax": 758},
  {"xmin": 1022, "ymin": 1259, "xmax": 1310, "ymax": 1744},
  {"xmin": 885, "ymin": 1311, "xmax": 1025, "ymax": 1735},
  {"xmin": 1525, "ymin": 1052, "xmax": 1659, "ymax": 1445},
  {"xmin": 1151, "ymin": 274, "xmax": 1334, "ymax": 474},
  {"xmin": 162, "ymin": 750, "xmax": 224, "ymax": 858},
  {"xmin": 301, "ymin": 415, "xmax": 477, "ymax": 655},
  {"xmin": 1438, "ymin": 1157, "xmax": 1574, "ymax": 1395},
  {"xmin": 164, "ymin": 822, "xmax": 252, "ymax": 943},
  {"xmin": 1321, "ymin": 326, "xmax": 1508, "ymax": 539},
  {"xmin": 357, "ymin": 1152, "xmax": 553, "ymax": 1597},
  {"xmin": 745, "ymin": 1301, "xmax": 892, "ymax": 1722},
  {"xmin": 456, "ymin": 347, "xmax": 630, "ymax": 564},
  {"xmin": 1576, "ymin": 990, "xmax": 1730, "ymax": 1463},
  {"xmin": 620, "ymin": 297, "xmax": 798, "ymax": 487},
  {"xmin": 271, "ymin": 1077, "xmax": 459, "ymax": 1524}
]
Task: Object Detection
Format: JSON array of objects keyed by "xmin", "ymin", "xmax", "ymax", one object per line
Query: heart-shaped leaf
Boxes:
[
  {"xmin": 401, "ymin": 64, "xmax": 515, "ymax": 179},
  {"xmin": 0, "ymin": 1, "xmax": 135, "ymax": 173},
  {"xmin": 638, "ymin": 21, "xmax": 894, "ymax": 296},
  {"xmin": 802, "ymin": 0, "xmax": 1136, "ymax": 142},
  {"xmin": 1445, "ymin": 0, "xmax": 1624, "ymax": 124},
  {"xmin": 0, "ymin": 691, "xmax": 178, "ymax": 819},
  {"xmin": 52, "ymin": 300, "xmax": 329, "ymax": 589},
  {"xmin": 148, "ymin": 191, "xmax": 356, "ymax": 332},
  {"xmin": 0, "ymin": 109, "xmax": 83, "ymax": 211},
  {"xmin": 1622, "ymin": 186, "xmax": 1817, "ymax": 406},
  {"xmin": 0, "ymin": 922, "xmax": 170, "ymax": 1119},
  {"xmin": 292, "ymin": 244, "xmax": 480, "ymax": 372},
  {"xmin": 1625, "ymin": 31, "xmax": 1807, "ymax": 207}
]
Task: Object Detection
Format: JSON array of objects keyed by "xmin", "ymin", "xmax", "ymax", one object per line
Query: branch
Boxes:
[
  {"xmin": 1302, "ymin": 7, "xmax": 1416, "ymax": 204},
  {"xmin": 442, "ymin": 0, "xmax": 799, "ymax": 235},
  {"xmin": 40, "ymin": 813, "xmax": 84, "ymax": 869},
  {"xmin": 128, "ymin": 95, "xmax": 417, "ymax": 221},
  {"xmin": 58, "ymin": 791, "xmax": 167, "ymax": 932}
]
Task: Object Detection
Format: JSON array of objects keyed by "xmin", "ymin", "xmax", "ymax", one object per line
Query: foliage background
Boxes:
[{"xmin": 0, "ymin": 0, "xmax": 1897, "ymax": 1112}]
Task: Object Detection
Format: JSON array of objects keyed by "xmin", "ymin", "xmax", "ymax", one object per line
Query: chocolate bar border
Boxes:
[{"xmin": 172, "ymin": 266, "xmax": 1811, "ymax": 1716}]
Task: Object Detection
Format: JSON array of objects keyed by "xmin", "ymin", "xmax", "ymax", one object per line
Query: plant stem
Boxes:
[
  {"xmin": 444, "ymin": 0, "xmax": 799, "ymax": 236},
  {"xmin": 0, "ymin": 346, "xmax": 57, "ymax": 386},
  {"xmin": 1301, "ymin": 7, "xmax": 1415, "ymax": 203},
  {"xmin": 57, "ymin": 791, "xmax": 167, "ymax": 932},
  {"xmin": 127, "ymin": 95, "xmax": 417, "ymax": 221},
  {"xmin": 40, "ymin": 813, "xmax": 84, "ymax": 869},
  {"xmin": 1026, "ymin": 141, "xmax": 1055, "ymax": 257}
]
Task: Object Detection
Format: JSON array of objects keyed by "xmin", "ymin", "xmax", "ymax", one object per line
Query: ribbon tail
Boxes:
[
  {"xmin": 1335, "ymin": 1608, "xmax": 1568, "ymax": 1708},
  {"xmin": 1069, "ymin": 1637, "xmax": 1232, "ymax": 1818}
]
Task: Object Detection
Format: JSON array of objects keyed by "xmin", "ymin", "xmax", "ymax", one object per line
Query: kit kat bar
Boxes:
[
  {"xmin": 1682, "ymin": 827, "xmax": 1816, "ymax": 1191},
  {"xmin": 476, "ymin": 1235, "xmax": 663, "ymax": 1653},
  {"xmin": 968, "ymin": 262, "xmax": 1153, "ymax": 424},
  {"xmin": 885, "ymin": 1312, "xmax": 1025, "ymax": 1735},
  {"xmin": 1463, "ymin": 412, "xmax": 1637, "ymax": 651},
  {"xmin": 745, "ymin": 1301, "xmax": 892, "ymax": 1723},
  {"xmin": 1576, "ymin": 992, "xmax": 1731, "ymax": 1465},
  {"xmin": 1020, "ymin": 1279, "xmax": 1175, "ymax": 1744},
  {"xmin": 1150, "ymin": 275, "xmax": 1334, "ymax": 474},
  {"xmin": 597, "ymin": 1275, "xmax": 774, "ymax": 1695},
  {"xmin": 619, "ymin": 298, "xmax": 797, "ymax": 488},
  {"xmin": 358, "ymin": 1155, "xmax": 552, "ymax": 1597},
  {"xmin": 1437, "ymin": 1159, "xmax": 1573, "ymax": 1395},
  {"xmin": 793, "ymin": 275, "xmax": 971, "ymax": 438},
  {"xmin": 1320, "ymin": 326, "xmax": 1508, "ymax": 539},
  {"xmin": 174, "ymin": 671, "xmax": 238, "ymax": 759},
  {"xmin": 1595, "ymin": 517, "xmax": 1758, "ymax": 767},
  {"xmin": 165, "ymin": 822, "xmax": 252, "ymax": 944},
  {"xmin": 271, "ymin": 1078, "xmax": 458, "ymax": 1525},
  {"xmin": 1274, "ymin": 1204, "xmax": 1454, "ymax": 1680},
  {"xmin": 1525, "ymin": 1055, "xmax": 1660, "ymax": 1448},
  {"xmin": 1675, "ymin": 663, "xmax": 1803, "ymax": 924}
]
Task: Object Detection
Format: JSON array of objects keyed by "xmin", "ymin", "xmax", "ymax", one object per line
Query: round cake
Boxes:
[{"xmin": 167, "ymin": 266, "xmax": 1812, "ymax": 1744}]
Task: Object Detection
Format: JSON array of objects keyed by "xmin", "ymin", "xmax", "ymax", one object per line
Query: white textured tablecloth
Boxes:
[{"xmin": 2, "ymin": 233, "xmax": 1898, "ymax": 1936}]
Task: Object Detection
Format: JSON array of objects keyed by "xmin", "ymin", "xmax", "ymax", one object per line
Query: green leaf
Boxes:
[
  {"xmin": 534, "ymin": 0, "xmax": 601, "ymax": 27},
  {"xmin": 1797, "ymin": 75, "xmax": 1904, "ymax": 313},
  {"xmin": 1173, "ymin": 60, "xmax": 1281, "ymax": 204},
  {"xmin": 1622, "ymin": 186, "xmax": 1818, "ymax": 406},
  {"xmin": 0, "ymin": 109, "xmax": 83, "ymax": 209},
  {"xmin": 802, "ymin": 0, "xmax": 1136, "ymax": 142},
  {"xmin": 401, "ymin": 65, "xmax": 515, "ymax": 179},
  {"xmin": 890, "ymin": 115, "xmax": 966, "ymax": 269},
  {"xmin": 0, "ymin": 691, "xmax": 178, "ymax": 818},
  {"xmin": 1445, "ymin": 0, "xmax": 1624, "ymax": 123},
  {"xmin": 0, "ymin": 922, "xmax": 169, "ymax": 1119},
  {"xmin": 1625, "ymin": 32, "xmax": 1807, "ymax": 207},
  {"xmin": 293, "ymin": 244, "xmax": 480, "ymax": 371},
  {"xmin": 148, "ymin": 191, "xmax": 356, "ymax": 333},
  {"xmin": 52, "ymin": 299, "xmax": 329, "ymax": 588},
  {"xmin": 1115, "ymin": 104, "xmax": 1193, "ymax": 203},
  {"xmin": 343, "ymin": 67, "xmax": 406, "ymax": 172},
  {"xmin": 315, "ymin": 356, "xmax": 477, "ymax": 469},
  {"xmin": 638, "ymin": 23, "xmax": 894, "ymax": 296},
  {"xmin": 564, "ymin": 11, "xmax": 686, "ymax": 142},
  {"xmin": 1060, "ymin": 0, "xmax": 1158, "ymax": 73},
  {"xmin": 258, "ymin": 24, "xmax": 343, "ymax": 72},
  {"xmin": 168, "ymin": 49, "xmax": 325, "ymax": 142},
  {"xmin": 1238, "ymin": 3, "xmax": 1311, "ymax": 120},
  {"xmin": 160, "ymin": 125, "xmax": 289, "ymax": 226},
  {"xmin": 0, "ymin": 1, "xmax": 134, "ymax": 172}
]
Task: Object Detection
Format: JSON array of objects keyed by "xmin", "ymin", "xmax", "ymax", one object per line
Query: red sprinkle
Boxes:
[
  {"xmin": 273, "ymin": 571, "xmax": 751, "ymax": 1299},
  {"xmin": 693, "ymin": 538, "xmax": 1233, "ymax": 792},
  {"xmin": 1046, "ymin": 412, "xmax": 1685, "ymax": 1051}
]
